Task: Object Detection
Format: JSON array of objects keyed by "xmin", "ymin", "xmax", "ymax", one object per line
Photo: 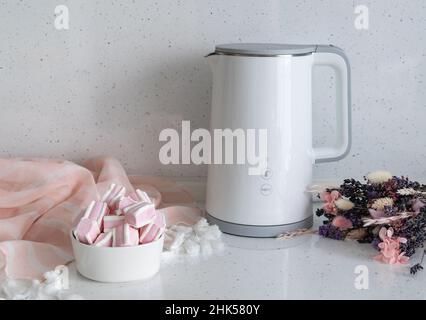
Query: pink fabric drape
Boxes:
[{"xmin": 0, "ymin": 157, "xmax": 201, "ymax": 280}]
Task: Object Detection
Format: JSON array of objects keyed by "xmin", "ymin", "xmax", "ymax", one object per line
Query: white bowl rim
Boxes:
[{"xmin": 70, "ymin": 230, "xmax": 164, "ymax": 250}]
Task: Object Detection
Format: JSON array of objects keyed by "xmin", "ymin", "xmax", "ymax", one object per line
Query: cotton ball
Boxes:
[
  {"xmin": 166, "ymin": 231, "xmax": 186, "ymax": 252},
  {"xmin": 41, "ymin": 274, "xmax": 63, "ymax": 297},
  {"xmin": 43, "ymin": 270, "xmax": 61, "ymax": 283},
  {"xmin": 183, "ymin": 238, "xmax": 200, "ymax": 256},
  {"xmin": 2, "ymin": 279, "xmax": 28, "ymax": 300},
  {"xmin": 197, "ymin": 225, "xmax": 221, "ymax": 241},
  {"xmin": 41, "ymin": 284, "xmax": 61, "ymax": 298},
  {"xmin": 172, "ymin": 225, "xmax": 193, "ymax": 234},
  {"xmin": 25, "ymin": 280, "xmax": 42, "ymax": 300},
  {"xmin": 194, "ymin": 218, "xmax": 209, "ymax": 229}
]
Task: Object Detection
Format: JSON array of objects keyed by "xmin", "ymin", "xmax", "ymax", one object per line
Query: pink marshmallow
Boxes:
[
  {"xmin": 136, "ymin": 189, "xmax": 152, "ymax": 203},
  {"xmin": 124, "ymin": 202, "xmax": 156, "ymax": 228},
  {"xmin": 75, "ymin": 218, "xmax": 100, "ymax": 245},
  {"xmin": 94, "ymin": 231, "xmax": 113, "ymax": 247},
  {"xmin": 112, "ymin": 208, "xmax": 123, "ymax": 216},
  {"xmin": 118, "ymin": 195, "xmax": 139, "ymax": 211},
  {"xmin": 103, "ymin": 215, "xmax": 125, "ymax": 232},
  {"xmin": 75, "ymin": 200, "xmax": 108, "ymax": 244},
  {"xmin": 102, "ymin": 183, "xmax": 126, "ymax": 209},
  {"xmin": 113, "ymin": 223, "xmax": 139, "ymax": 247},
  {"xmin": 139, "ymin": 213, "xmax": 166, "ymax": 244},
  {"xmin": 82, "ymin": 201, "xmax": 109, "ymax": 226}
]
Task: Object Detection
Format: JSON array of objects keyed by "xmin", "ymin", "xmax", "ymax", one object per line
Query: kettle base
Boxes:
[{"xmin": 206, "ymin": 213, "xmax": 313, "ymax": 238}]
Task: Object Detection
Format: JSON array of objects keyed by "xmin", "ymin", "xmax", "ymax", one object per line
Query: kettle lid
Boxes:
[{"xmin": 214, "ymin": 43, "xmax": 318, "ymax": 56}]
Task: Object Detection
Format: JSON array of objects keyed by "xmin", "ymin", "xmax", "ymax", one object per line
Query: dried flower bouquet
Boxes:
[{"xmin": 316, "ymin": 171, "xmax": 426, "ymax": 274}]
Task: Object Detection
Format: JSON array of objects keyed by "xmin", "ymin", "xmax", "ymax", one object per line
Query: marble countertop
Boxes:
[{"xmin": 67, "ymin": 205, "xmax": 426, "ymax": 300}]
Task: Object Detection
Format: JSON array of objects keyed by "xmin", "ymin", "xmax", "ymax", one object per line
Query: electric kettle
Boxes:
[{"xmin": 205, "ymin": 43, "xmax": 351, "ymax": 237}]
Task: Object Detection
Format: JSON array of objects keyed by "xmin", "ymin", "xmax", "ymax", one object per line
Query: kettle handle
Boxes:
[{"xmin": 312, "ymin": 45, "xmax": 351, "ymax": 163}]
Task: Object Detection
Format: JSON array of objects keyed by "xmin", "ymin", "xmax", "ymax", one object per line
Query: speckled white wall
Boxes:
[{"xmin": 1, "ymin": 0, "xmax": 425, "ymax": 180}]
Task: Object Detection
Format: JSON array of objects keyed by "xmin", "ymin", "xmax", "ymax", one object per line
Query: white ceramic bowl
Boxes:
[{"xmin": 71, "ymin": 231, "xmax": 164, "ymax": 282}]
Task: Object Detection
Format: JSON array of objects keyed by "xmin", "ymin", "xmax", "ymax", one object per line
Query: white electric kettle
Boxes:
[{"xmin": 205, "ymin": 43, "xmax": 351, "ymax": 237}]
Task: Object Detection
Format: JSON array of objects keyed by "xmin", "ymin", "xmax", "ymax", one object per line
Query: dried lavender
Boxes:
[
  {"xmin": 410, "ymin": 250, "xmax": 425, "ymax": 275},
  {"xmin": 395, "ymin": 208, "xmax": 426, "ymax": 257},
  {"xmin": 318, "ymin": 224, "xmax": 344, "ymax": 240}
]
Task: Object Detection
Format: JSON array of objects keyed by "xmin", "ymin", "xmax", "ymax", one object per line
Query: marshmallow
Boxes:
[
  {"xmin": 94, "ymin": 231, "xmax": 113, "ymax": 247},
  {"xmin": 118, "ymin": 195, "xmax": 138, "ymax": 211},
  {"xmin": 102, "ymin": 183, "xmax": 126, "ymax": 209},
  {"xmin": 75, "ymin": 219, "xmax": 100, "ymax": 245},
  {"xmin": 136, "ymin": 189, "xmax": 152, "ymax": 203},
  {"xmin": 82, "ymin": 201, "xmax": 109, "ymax": 226},
  {"xmin": 75, "ymin": 201, "xmax": 108, "ymax": 244},
  {"xmin": 103, "ymin": 215, "xmax": 125, "ymax": 232},
  {"xmin": 113, "ymin": 208, "xmax": 123, "ymax": 216},
  {"xmin": 139, "ymin": 213, "xmax": 166, "ymax": 244},
  {"xmin": 124, "ymin": 202, "xmax": 156, "ymax": 228},
  {"xmin": 113, "ymin": 223, "xmax": 139, "ymax": 247}
]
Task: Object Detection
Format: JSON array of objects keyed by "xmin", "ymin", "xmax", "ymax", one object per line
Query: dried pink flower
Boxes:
[
  {"xmin": 331, "ymin": 215, "xmax": 353, "ymax": 230},
  {"xmin": 320, "ymin": 190, "xmax": 340, "ymax": 214},
  {"xmin": 412, "ymin": 198, "xmax": 425, "ymax": 213},
  {"xmin": 368, "ymin": 208, "xmax": 386, "ymax": 219},
  {"xmin": 374, "ymin": 227, "xmax": 409, "ymax": 265}
]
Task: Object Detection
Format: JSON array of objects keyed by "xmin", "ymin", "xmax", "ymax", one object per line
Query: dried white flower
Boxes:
[
  {"xmin": 335, "ymin": 198, "xmax": 355, "ymax": 211},
  {"xmin": 396, "ymin": 188, "xmax": 417, "ymax": 196},
  {"xmin": 362, "ymin": 212, "xmax": 413, "ymax": 227},
  {"xmin": 366, "ymin": 170, "xmax": 392, "ymax": 184},
  {"xmin": 371, "ymin": 197, "xmax": 394, "ymax": 210}
]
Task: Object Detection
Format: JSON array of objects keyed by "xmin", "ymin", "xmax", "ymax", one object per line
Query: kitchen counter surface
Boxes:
[{"xmin": 67, "ymin": 205, "xmax": 426, "ymax": 300}]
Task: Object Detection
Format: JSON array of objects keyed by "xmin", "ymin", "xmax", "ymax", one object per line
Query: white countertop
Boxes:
[{"xmin": 66, "ymin": 205, "xmax": 426, "ymax": 300}]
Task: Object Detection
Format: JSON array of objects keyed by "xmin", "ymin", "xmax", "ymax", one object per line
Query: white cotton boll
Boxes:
[{"xmin": 183, "ymin": 238, "xmax": 200, "ymax": 256}]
